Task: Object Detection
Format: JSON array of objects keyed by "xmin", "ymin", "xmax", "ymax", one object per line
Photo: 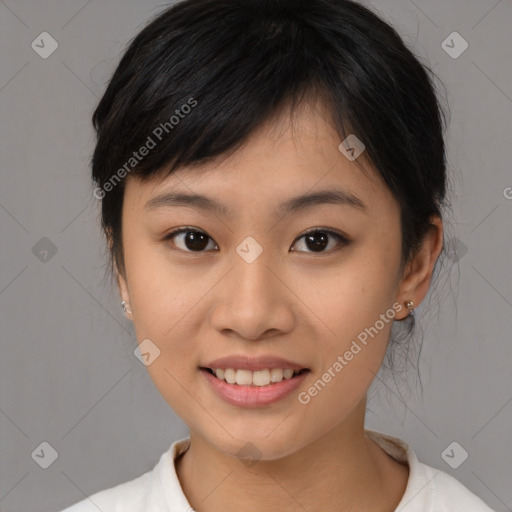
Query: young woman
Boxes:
[{"xmin": 60, "ymin": 0, "xmax": 495, "ymax": 510}]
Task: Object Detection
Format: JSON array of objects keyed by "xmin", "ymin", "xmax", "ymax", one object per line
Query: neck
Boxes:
[{"xmin": 175, "ymin": 401, "xmax": 408, "ymax": 512}]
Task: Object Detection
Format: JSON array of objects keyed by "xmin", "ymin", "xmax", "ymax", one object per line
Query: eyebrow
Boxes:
[{"xmin": 144, "ymin": 189, "xmax": 368, "ymax": 216}]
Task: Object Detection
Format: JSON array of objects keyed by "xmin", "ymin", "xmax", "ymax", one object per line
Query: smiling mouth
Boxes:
[{"xmin": 201, "ymin": 367, "xmax": 310, "ymax": 387}]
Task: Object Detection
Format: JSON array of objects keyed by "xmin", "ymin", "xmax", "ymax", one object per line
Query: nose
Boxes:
[{"xmin": 210, "ymin": 252, "xmax": 295, "ymax": 341}]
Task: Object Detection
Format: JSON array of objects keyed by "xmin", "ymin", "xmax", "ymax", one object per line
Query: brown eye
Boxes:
[
  {"xmin": 164, "ymin": 228, "xmax": 218, "ymax": 252},
  {"xmin": 291, "ymin": 229, "xmax": 350, "ymax": 253}
]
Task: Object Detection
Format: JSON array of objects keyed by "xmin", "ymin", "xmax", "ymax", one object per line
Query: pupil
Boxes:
[
  {"xmin": 306, "ymin": 232, "xmax": 328, "ymax": 252},
  {"xmin": 186, "ymin": 231, "xmax": 209, "ymax": 251}
]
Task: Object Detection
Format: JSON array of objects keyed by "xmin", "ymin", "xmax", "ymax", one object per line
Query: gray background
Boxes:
[{"xmin": 0, "ymin": 1, "xmax": 511, "ymax": 511}]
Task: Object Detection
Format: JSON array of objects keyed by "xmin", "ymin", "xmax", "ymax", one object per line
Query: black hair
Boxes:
[{"xmin": 90, "ymin": 0, "xmax": 455, "ymax": 392}]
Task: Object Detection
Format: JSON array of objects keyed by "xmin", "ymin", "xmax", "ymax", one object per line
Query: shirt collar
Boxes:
[{"xmin": 154, "ymin": 429, "xmax": 433, "ymax": 511}]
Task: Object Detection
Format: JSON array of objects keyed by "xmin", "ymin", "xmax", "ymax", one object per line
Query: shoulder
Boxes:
[
  {"xmin": 56, "ymin": 438, "xmax": 192, "ymax": 512},
  {"xmin": 57, "ymin": 469, "xmax": 153, "ymax": 512},
  {"xmin": 424, "ymin": 463, "xmax": 496, "ymax": 511},
  {"xmin": 364, "ymin": 429, "xmax": 496, "ymax": 512}
]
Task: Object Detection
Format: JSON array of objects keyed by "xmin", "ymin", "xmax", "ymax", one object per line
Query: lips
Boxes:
[
  {"xmin": 199, "ymin": 354, "xmax": 310, "ymax": 407},
  {"xmin": 200, "ymin": 367, "xmax": 309, "ymax": 408}
]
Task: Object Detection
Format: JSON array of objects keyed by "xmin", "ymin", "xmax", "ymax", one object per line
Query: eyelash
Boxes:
[{"xmin": 163, "ymin": 226, "xmax": 351, "ymax": 254}]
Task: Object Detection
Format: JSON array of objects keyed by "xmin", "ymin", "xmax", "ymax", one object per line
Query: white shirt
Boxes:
[{"xmin": 58, "ymin": 429, "xmax": 495, "ymax": 511}]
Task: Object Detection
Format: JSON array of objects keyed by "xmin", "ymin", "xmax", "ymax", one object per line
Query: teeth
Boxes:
[
  {"xmin": 270, "ymin": 368, "xmax": 283, "ymax": 382},
  {"xmin": 283, "ymin": 369, "xmax": 294, "ymax": 379},
  {"xmin": 224, "ymin": 368, "xmax": 236, "ymax": 384},
  {"xmin": 235, "ymin": 369, "xmax": 253, "ymax": 386},
  {"xmin": 253, "ymin": 369, "xmax": 271, "ymax": 386},
  {"xmin": 210, "ymin": 367, "xmax": 302, "ymax": 386}
]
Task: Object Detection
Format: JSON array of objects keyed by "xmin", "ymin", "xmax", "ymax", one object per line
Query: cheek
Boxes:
[
  {"xmin": 124, "ymin": 238, "xmax": 197, "ymax": 334},
  {"xmin": 122, "ymin": 240, "xmax": 204, "ymax": 405},
  {"xmin": 127, "ymin": 270, "xmax": 202, "ymax": 428},
  {"xmin": 302, "ymin": 243, "xmax": 400, "ymax": 393},
  {"xmin": 308, "ymin": 253, "xmax": 399, "ymax": 345},
  {"xmin": 296, "ymin": 305, "xmax": 395, "ymax": 432}
]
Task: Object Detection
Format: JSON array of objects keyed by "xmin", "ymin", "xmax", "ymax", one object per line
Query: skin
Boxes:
[{"xmin": 114, "ymin": 97, "xmax": 444, "ymax": 512}]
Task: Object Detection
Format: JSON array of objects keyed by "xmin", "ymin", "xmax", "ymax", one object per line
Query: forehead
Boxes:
[{"xmin": 123, "ymin": 100, "xmax": 394, "ymax": 219}]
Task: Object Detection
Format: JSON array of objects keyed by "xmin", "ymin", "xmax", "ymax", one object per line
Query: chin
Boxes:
[{"xmin": 202, "ymin": 423, "xmax": 315, "ymax": 463}]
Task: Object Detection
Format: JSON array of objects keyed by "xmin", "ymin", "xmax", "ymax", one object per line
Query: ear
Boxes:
[
  {"xmin": 108, "ymin": 228, "xmax": 133, "ymax": 320},
  {"xmin": 395, "ymin": 215, "xmax": 444, "ymax": 319}
]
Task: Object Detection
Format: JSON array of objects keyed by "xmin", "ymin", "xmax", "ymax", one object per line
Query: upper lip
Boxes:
[{"xmin": 202, "ymin": 355, "xmax": 309, "ymax": 371}]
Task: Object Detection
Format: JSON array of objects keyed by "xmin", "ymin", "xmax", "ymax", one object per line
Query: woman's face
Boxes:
[{"xmin": 117, "ymin": 102, "xmax": 412, "ymax": 460}]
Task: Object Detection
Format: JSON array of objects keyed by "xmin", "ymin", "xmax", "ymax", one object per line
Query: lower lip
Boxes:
[{"xmin": 200, "ymin": 368, "xmax": 309, "ymax": 408}]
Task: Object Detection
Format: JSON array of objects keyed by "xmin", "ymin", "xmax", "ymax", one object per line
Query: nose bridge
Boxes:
[
  {"xmin": 211, "ymin": 238, "xmax": 294, "ymax": 339},
  {"xmin": 231, "ymin": 239, "xmax": 277, "ymax": 306}
]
